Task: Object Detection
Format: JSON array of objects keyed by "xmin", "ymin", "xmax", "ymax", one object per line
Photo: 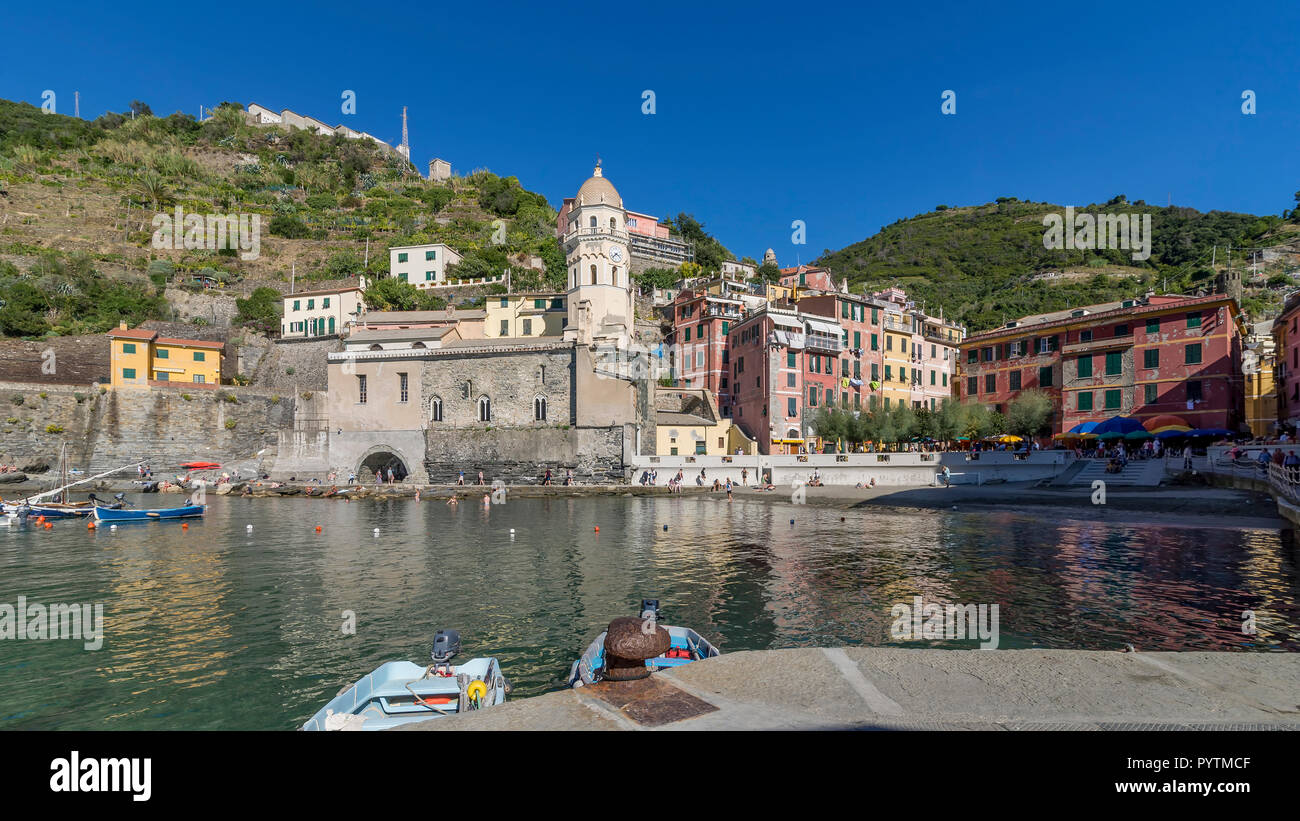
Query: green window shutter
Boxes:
[
  {"xmin": 787, "ymin": 352, "xmax": 795, "ymax": 368},
  {"xmin": 123, "ymin": 368, "xmax": 136, "ymax": 379},
  {"xmin": 1146, "ymin": 317, "xmax": 1159, "ymax": 333},
  {"xmin": 156, "ymin": 349, "xmax": 168, "ymax": 359},
  {"xmin": 1039, "ymin": 366, "xmax": 1053, "ymax": 387},
  {"xmin": 1105, "ymin": 352, "xmax": 1121, "ymax": 375},
  {"xmin": 1144, "ymin": 349, "xmax": 1159, "ymax": 368},
  {"xmin": 194, "ymin": 351, "xmax": 205, "ymax": 362},
  {"xmin": 1077, "ymin": 356, "xmax": 1092, "ymax": 378},
  {"xmin": 1187, "ymin": 312, "xmax": 1201, "ymax": 329},
  {"xmin": 1185, "ymin": 343, "xmax": 1202, "ymax": 364},
  {"xmin": 722, "ymin": 321, "xmax": 729, "ymax": 335},
  {"xmin": 1144, "ymin": 383, "xmax": 1157, "ymax": 404},
  {"xmin": 123, "ymin": 343, "xmax": 136, "ymax": 354},
  {"xmin": 1078, "ymin": 391, "xmax": 1093, "ymax": 411},
  {"xmin": 398, "ymin": 253, "xmax": 408, "ymax": 262},
  {"xmin": 1104, "ymin": 389, "xmax": 1121, "ymax": 409}
]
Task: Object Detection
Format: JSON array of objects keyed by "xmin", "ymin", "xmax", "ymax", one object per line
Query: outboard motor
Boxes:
[
  {"xmin": 639, "ymin": 599, "xmax": 660, "ymax": 621},
  {"xmin": 431, "ymin": 629, "xmax": 460, "ymax": 675}
]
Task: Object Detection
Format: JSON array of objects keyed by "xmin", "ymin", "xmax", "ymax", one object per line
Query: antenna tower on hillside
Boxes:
[{"xmin": 398, "ymin": 106, "xmax": 410, "ymax": 164}]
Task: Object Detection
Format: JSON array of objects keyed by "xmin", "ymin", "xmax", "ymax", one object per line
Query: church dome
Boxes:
[{"xmin": 576, "ymin": 163, "xmax": 622, "ymax": 208}]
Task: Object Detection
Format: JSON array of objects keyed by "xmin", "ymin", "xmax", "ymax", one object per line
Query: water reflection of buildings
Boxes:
[{"xmin": 102, "ymin": 528, "xmax": 234, "ymax": 696}]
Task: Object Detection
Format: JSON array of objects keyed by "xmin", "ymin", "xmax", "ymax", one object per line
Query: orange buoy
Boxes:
[
  {"xmin": 315, "ymin": 525, "xmax": 322, "ymax": 532},
  {"xmin": 44, "ymin": 522, "xmax": 52, "ymax": 529},
  {"xmin": 594, "ymin": 526, "xmax": 600, "ymax": 532},
  {"xmin": 182, "ymin": 523, "xmax": 189, "ymax": 530},
  {"xmin": 36, "ymin": 516, "xmax": 45, "ymax": 524},
  {"xmin": 87, "ymin": 521, "xmax": 95, "ymax": 530}
]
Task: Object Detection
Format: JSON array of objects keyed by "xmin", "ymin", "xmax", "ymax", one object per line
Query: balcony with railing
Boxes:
[
  {"xmin": 563, "ymin": 226, "xmax": 630, "ymax": 246},
  {"xmin": 805, "ymin": 331, "xmax": 844, "ymax": 353}
]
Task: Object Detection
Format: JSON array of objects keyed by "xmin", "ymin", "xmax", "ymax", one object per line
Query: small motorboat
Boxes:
[
  {"xmin": 566, "ymin": 600, "xmax": 721, "ymax": 687},
  {"xmin": 93, "ymin": 503, "xmax": 205, "ymax": 522},
  {"xmin": 302, "ymin": 630, "xmax": 508, "ymax": 731},
  {"xmin": 180, "ymin": 461, "xmax": 221, "ymax": 470}
]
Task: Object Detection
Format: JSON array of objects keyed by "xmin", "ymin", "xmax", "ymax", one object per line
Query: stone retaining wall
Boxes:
[{"xmin": 0, "ymin": 380, "xmax": 294, "ymax": 476}]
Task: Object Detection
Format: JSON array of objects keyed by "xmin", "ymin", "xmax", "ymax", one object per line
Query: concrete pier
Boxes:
[{"xmin": 399, "ymin": 648, "xmax": 1300, "ymax": 731}]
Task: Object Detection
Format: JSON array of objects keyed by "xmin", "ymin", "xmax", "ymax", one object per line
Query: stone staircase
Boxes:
[{"xmin": 1066, "ymin": 457, "xmax": 1167, "ymax": 487}]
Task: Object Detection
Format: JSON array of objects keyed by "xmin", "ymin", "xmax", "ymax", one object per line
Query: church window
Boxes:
[
  {"xmin": 590, "ymin": 265, "xmax": 597, "ymax": 285},
  {"xmin": 477, "ymin": 396, "xmax": 492, "ymax": 422}
]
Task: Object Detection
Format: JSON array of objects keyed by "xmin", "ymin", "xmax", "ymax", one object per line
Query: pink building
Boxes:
[{"xmin": 727, "ymin": 307, "xmax": 844, "ymax": 454}]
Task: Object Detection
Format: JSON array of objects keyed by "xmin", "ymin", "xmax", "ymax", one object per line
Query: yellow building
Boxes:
[
  {"xmin": 1244, "ymin": 328, "xmax": 1277, "ymax": 437},
  {"xmin": 880, "ymin": 309, "xmax": 913, "ymax": 410},
  {"xmin": 484, "ymin": 293, "xmax": 567, "ymax": 338},
  {"xmin": 107, "ymin": 323, "xmax": 224, "ymax": 389},
  {"xmin": 654, "ymin": 386, "xmax": 756, "ymax": 455}
]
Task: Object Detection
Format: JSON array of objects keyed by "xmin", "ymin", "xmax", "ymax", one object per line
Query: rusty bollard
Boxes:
[{"xmin": 603, "ymin": 616, "xmax": 670, "ymax": 681}]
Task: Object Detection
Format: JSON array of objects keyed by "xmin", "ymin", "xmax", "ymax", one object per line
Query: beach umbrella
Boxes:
[
  {"xmin": 1066, "ymin": 422, "xmax": 1101, "ymax": 435},
  {"xmin": 1186, "ymin": 428, "xmax": 1233, "ymax": 438},
  {"xmin": 1123, "ymin": 430, "xmax": 1154, "ymax": 440},
  {"xmin": 1096, "ymin": 431, "xmax": 1127, "ymax": 440},
  {"xmin": 1142, "ymin": 414, "xmax": 1189, "ymax": 433},
  {"xmin": 1154, "ymin": 429, "xmax": 1189, "ymax": 439},
  {"xmin": 1092, "ymin": 415, "xmax": 1145, "ymax": 436}
]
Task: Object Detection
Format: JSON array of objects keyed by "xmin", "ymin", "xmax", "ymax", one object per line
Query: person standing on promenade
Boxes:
[
  {"xmin": 543, "ymin": 468, "xmax": 552, "ymax": 486},
  {"xmin": 477, "ymin": 471, "xmax": 485, "ymax": 486},
  {"xmin": 457, "ymin": 471, "xmax": 465, "ymax": 485},
  {"xmin": 1285, "ymin": 450, "xmax": 1300, "ymax": 483},
  {"xmin": 741, "ymin": 467, "xmax": 748, "ymax": 486},
  {"xmin": 1256, "ymin": 448, "xmax": 1271, "ymax": 474},
  {"xmin": 1184, "ymin": 446, "xmax": 1195, "ymax": 470}
]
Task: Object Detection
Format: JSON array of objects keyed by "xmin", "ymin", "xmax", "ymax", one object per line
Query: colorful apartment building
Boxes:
[
  {"xmin": 1243, "ymin": 322, "xmax": 1277, "ymax": 437},
  {"xmin": 796, "ymin": 292, "xmax": 885, "ymax": 410},
  {"xmin": 779, "ymin": 265, "xmax": 837, "ymax": 298},
  {"xmin": 869, "ymin": 287, "xmax": 964, "ymax": 412},
  {"xmin": 726, "ymin": 307, "xmax": 844, "ymax": 454},
  {"xmin": 107, "ymin": 323, "xmax": 224, "ymax": 389},
  {"xmin": 958, "ymin": 293, "xmax": 1244, "ymax": 434},
  {"xmin": 666, "ymin": 288, "xmax": 745, "ymax": 414},
  {"xmin": 484, "ymin": 293, "xmax": 568, "ymax": 338},
  {"xmin": 1271, "ymin": 292, "xmax": 1300, "ymax": 430}
]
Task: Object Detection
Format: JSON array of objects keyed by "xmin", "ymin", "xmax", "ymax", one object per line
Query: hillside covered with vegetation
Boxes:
[
  {"xmin": 816, "ymin": 196, "xmax": 1298, "ymax": 332},
  {"xmin": 0, "ymin": 97, "xmax": 568, "ymax": 337}
]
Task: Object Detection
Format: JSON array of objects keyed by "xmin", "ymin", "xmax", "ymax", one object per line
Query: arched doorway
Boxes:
[{"xmin": 359, "ymin": 450, "xmax": 409, "ymax": 481}]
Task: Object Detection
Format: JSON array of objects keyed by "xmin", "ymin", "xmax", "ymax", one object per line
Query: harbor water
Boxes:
[{"xmin": 1, "ymin": 494, "xmax": 1296, "ymax": 729}]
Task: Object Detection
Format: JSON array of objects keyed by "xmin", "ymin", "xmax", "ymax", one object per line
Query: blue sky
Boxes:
[{"xmin": 3, "ymin": 0, "xmax": 1297, "ymax": 263}]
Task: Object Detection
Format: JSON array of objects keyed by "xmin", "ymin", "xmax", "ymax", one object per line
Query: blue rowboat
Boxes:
[
  {"xmin": 303, "ymin": 630, "xmax": 508, "ymax": 730},
  {"xmin": 93, "ymin": 504, "xmax": 205, "ymax": 522},
  {"xmin": 567, "ymin": 600, "xmax": 721, "ymax": 687}
]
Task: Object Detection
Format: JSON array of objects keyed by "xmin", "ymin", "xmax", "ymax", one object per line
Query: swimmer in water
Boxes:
[{"xmin": 447, "ymin": 494, "xmax": 458, "ymax": 506}]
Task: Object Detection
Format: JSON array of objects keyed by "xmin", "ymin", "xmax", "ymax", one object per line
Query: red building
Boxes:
[
  {"xmin": 779, "ymin": 265, "xmax": 837, "ymax": 294},
  {"xmin": 1272, "ymin": 291, "xmax": 1300, "ymax": 429},
  {"xmin": 665, "ymin": 288, "xmax": 745, "ymax": 416},
  {"xmin": 957, "ymin": 293, "xmax": 1245, "ymax": 435},
  {"xmin": 727, "ymin": 307, "xmax": 844, "ymax": 454},
  {"xmin": 797, "ymin": 292, "xmax": 886, "ymax": 411}
]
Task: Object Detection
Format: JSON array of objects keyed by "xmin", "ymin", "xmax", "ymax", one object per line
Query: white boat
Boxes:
[{"xmin": 302, "ymin": 630, "xmax": 508, "ymax": 731}]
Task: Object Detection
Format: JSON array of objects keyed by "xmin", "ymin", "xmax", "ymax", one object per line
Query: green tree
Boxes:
[
  {"xmin": 1006, "ymin": 389, "xmax": 1054, "ymax": 439},
  {"xmin": 235, "ymin": 287, "xmax": 283, "ymax": 332},
  {"xmin": 0, "ymin": 282, "xmax": 50, "ymax": 336}
]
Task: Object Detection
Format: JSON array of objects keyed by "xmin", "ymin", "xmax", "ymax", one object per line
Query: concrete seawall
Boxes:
[{"xmin": 400, "ymin": 648, "xmax": 1300, "ymax": 731}]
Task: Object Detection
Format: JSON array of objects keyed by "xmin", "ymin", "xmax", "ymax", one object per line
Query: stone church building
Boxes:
[{"xmin": 277, "ymin": 165, "xmax": 655, "ymax": 483}]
